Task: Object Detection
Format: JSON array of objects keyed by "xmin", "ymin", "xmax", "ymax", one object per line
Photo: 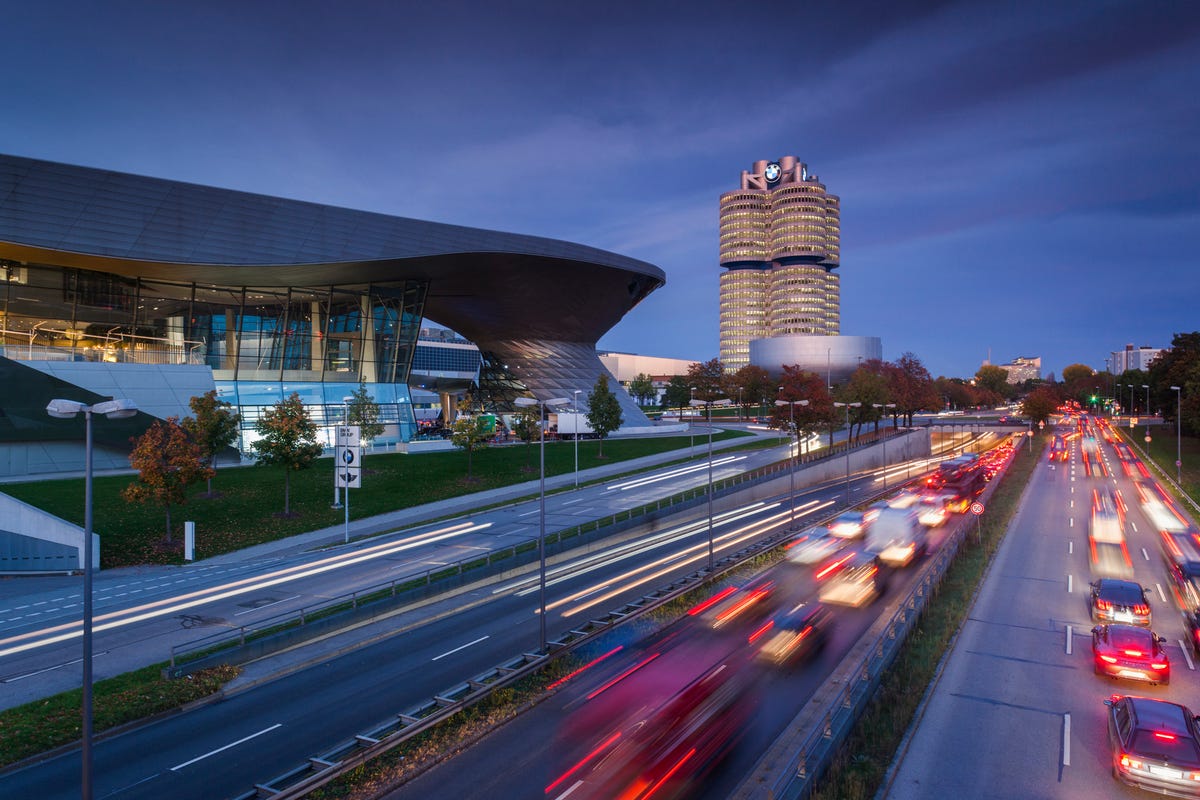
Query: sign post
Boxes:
[
  {"xmin": 335, "ymin": 426, "xmax": 361, "ymax": 543},
  {"xmin": 970, "ymin": 501, "xmax": 985, "ymax": 541}
]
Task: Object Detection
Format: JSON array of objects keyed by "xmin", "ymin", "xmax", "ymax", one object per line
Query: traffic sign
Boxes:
[
  {"xmin": 1144, "ymin": 436, "xmax": 1152, "ymax": 444},
  {"xmin": 969, "ymin": 502, "xmax": 985, "ymax": 516},
  {"xmin": 336, "ymin": 425, "xmax": 362, "ymax": 488}
]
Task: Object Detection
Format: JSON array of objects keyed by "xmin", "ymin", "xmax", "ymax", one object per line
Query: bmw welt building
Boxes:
[{"xmin": 0, "ymin": 154, "xmax": 664, "ymax": 478}]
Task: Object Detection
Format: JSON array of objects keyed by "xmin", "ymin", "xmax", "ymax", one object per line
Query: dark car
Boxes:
[
  {"xmin": 1105, "ymin": 695, "xmax": 1200, "ymax": 796},
  {"xmin": 754, "ymin": 602, "xmax": 834, "ymax": 666},
  {"xmin": 1090, "ymin": 578, "xmax": 1152, "ymax": 627},
  {"xmin": 1092, "ymin": 624, "xmax": 1170, "ymax": 685},
  {"xmin": 1160, "ymin": 530, "xmax": 1200, "ymax": 654}
]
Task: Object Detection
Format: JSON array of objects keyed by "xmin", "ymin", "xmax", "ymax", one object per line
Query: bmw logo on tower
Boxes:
[{"xmin": 763, "ymin": 162, "xmax": 782, "ymax": 183}]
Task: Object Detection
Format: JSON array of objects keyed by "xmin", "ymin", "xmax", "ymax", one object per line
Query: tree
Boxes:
[
  {"xmin": 843, "ymin": 365, "xmax": 890, "ymax": 437},
  {"xmin": 627, "ymin": 373, "xmax": 657, "ymax": 406},
  {"xmin": 975, "ymin": 364, "xmax": 1010, "ymax": 398},
  {"xmin": 659, "ymin": 376, "xmax": 692, "ymax": 413},
  {"xmin": 345, "ymin": 381, "xmax": 385, "ymax": 447},
  {"xmin": 1021, "ymin": 386, "xmax": 1061, "ymax": 427},
  {"xmin": 1061, "ymin": 363, "xmax": 1095, "ymax": 385},
  {"xmin": 686, "ymin": 358, "xmax": 725, "ymax": 402},
  {"xmin": 184, "ymin": 389, "xmax": 240, "ymax": 497},
  {"xmin": 889, "ymin": 353, "xmax": 939, "ymax": 426},
  {"xmin": 123, "ymin": 417, "xmax": 212, "ymax": 543},
  {"xmin": 585, "ymin": 373, "xmax": 624, "ymax": 458},
  {"xmin": 252, "ymin": 393, "xmax": 324, "ymax": 516},
  {"xmin": 726, "ymin": 364, "xmax": 772, "ymax": 419},
  {"xmin": 450, "ymin": 414, "xmax": 492, "ymax": 481},
  {"xmin": 775, "ymin": 366, "xmax": 836, "ymax": 452},
  {"xmin": 1148, "ymin": 332, "xmax": 1200, "ymax": 435},
  {"xmin": 511, "ymin": 405, "xmax": 541, "ymax": 468}
]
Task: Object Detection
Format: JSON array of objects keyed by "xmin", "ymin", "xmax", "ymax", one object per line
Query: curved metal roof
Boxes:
[{"xmin": 0, "ymin": 154, "xmax": 665, "ymax": 342}]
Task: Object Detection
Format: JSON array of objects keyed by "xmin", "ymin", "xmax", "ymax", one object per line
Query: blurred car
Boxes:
[
  {"xmin": 1160, "ymin": 529, "xmax": 1200, "ymax": 655},
  {"xmin": 1105, "ymin": 694, "xmax": 1200, "ymax": 797},
  {"xmin": 1135, "ymin": 480, "xmax": 1189, "ymax": 534},
  {"xmin": 785, "ymin": 526, "xmax": 846, "ymax": 566},
  {"xmin": 917, "ymin": 494, "xmax": 951, "ymax": 528},
  {"xmin": 1091, "ymin": 490, "xmax": 1125, "ymax": 543},
  {"xmin": 692, "ymin": 575, "xmax": 777, "ymax": 630},
  {"xmin": 863, "ymin": 501, "xmax": 889, "ymax": 524},
  {"xmin": 755, "ymin": 602, "xmax": 834, "ymax": 666},
  {"xmin": 817, "ymin": 549, "xmax": 889, "ymax": 607},
  {"xmin": 1090, "ymin": 578, "xmax": 1152, "ymax": 627},
  {"xmin": 829, "ymin": 511, "xmax": 867, "ymax": 539},
  {"xmin": 886, "ymin": 490, "xmax": 920, "ymax": 509},
  {"xmin": 1090, "ymin": 539, "xmax": 1135, "ymax": 580},
  {"xmin": 1092, "ymin": 624, "xmax": 1170, "ymax": 685},
  {"xmin": 1049, "ymin": 435, "xmax": 1068, "ymax": 462}
]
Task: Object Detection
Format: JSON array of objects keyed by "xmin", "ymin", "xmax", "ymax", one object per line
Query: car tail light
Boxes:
[
  {"xmin": 1123, "ymin": 650, "xmax": 1143, "ymax": 657},
  {"xmin": 1152, "ymin": 661, "xmax": 1169, "ymax": 670},
  {"xmin": 1096, "ymin": 599, "xmax": 1112, "ymax": 611},
  {"xmin": 1099, "ymin": 655, "xmax": 1118, "ymax": 663},
  {"xmin": 1121, "ymin": 753, "xmax": 1144, "ymax": 770},
  {"xmin": 1134, "ymin": 604, "xmax": 1150, "ymax": 616},
  {"xmin": 1154, "ymin": 732, "xmax": 1178, "ymax": 741}
]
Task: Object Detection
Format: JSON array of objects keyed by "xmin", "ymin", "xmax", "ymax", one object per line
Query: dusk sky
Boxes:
[{"xmin": 2, "ymin": 2, "xmax": 1197, "ymax": 380}]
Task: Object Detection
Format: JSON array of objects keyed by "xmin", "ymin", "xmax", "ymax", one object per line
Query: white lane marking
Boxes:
[
  {"xmin": 1070, "ymin": 500, "xmax": 1074, "ymax": 508},
  {"xmin": 4, "ymin": 657, "xmax": 85, "ymax": 681},
  {"xmin": 1068, "ymin": 541, "xmax": 1073, "ymax": 555},
  {"xmin": 1071, "ymin": 486, "xmax": 1075, "ymax": 493},
  {"xmin": 1142, "ymin": 548, "xmax": 1150, "ymax": 561},
  {"xmin": 1156, "ymin": 583, "xmax": 1167, "ymax": 603},
  {"xmin": 1068, "ymin": 574, "xmax": 1073, "ymax": 594},
  {"xmin": 432, "ymin": 635, "xmax": 490, "ymax": 661},
  {"xmin": 170, "ymin": 723, "xmax": 282, "ymax": 771},
  {"xmin": 1063, "ymin": 713, "xmax": 1071, "ymax": 766},
  {"xmin": 1131, "ymin": 522, "xmax": 1138, "ymax": 533},
  {"xmin": 1070, "ymin": 518, "xmax": 1074, "ymax": 528},
  {"xmin": 1180, "ymin": 641, "xmax": 1196, "ymax": 671},
  {"xmin": 234, "ymin": 595, "xmax": 301, "ymax": 616},
  {"xmin": 1066, "ymin": 625, "xmax": 1073, "ymax": 655},
  {"xmin": 518, "ymin": 509, "xmax": 540, "ymax": 517},
  {"xmin": 562, "ymin": 498, "xmax": 584, "ymax": 505}
]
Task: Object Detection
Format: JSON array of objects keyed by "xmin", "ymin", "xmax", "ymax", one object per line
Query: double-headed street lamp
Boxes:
[
  {"xmin": 514, "ymin": 395, "xmax": 569, "ymax": 652},
  {"xmin": 873, "ymin": 403, "xmax": 897, "ymax": 489},
  {"xmin": 46, "ymin": 397, "xmax": 139, "ymax": 800},
  {"xmin": 775, "ymin": 396, "xmax": 809, "ymax": 529},
  {"xmin": 690, "ymin": 397, "xmax": 731, "ymax": 570},
  {"xmin": 833, "ymin": 401, "xmax": 862, "ymax": 507},
  {"xmin": 1172, "ymin": 385, "xmax": 1182, "ymax": 484}
]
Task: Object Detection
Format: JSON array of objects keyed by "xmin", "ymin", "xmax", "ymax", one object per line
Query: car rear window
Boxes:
[
  {"xmin": 1110, "ymin": 628, "xmax": 1153, "ymax": 650},
  {"xmin": 1102, "ymin": 583, "xmax": 1144, "ymax": 604},
  {"xmin": 1131, "ymin": 730, "xmax": 1200, "ymax": 764}
]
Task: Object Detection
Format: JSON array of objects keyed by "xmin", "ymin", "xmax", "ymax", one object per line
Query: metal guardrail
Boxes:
[
  {"xmin": 732, "ymin": 441, "xmax": 1019, "ymax": 800},
  {"xmin": 1125, "ymin": 428, "xmax": 1200, "ymax": 517}
]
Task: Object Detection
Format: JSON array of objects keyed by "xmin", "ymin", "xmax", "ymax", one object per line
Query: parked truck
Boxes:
[{"xmin": 865, "ymin": 506, "xmax": 926, "ymax": 567}]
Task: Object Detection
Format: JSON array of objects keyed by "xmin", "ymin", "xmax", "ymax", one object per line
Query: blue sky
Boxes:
[{"xmin": 2, "ymin": 1, "xmax": 1197, "ymax": 379}]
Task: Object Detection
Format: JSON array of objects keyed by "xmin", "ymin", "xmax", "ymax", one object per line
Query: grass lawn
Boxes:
[
  {"xmin": 1, "ymin": 430, "xmax": 752, "ymax": 568},
  {"xmin": 1121, "ymin": 421, "xmax": 1200, "ymax": 504}
]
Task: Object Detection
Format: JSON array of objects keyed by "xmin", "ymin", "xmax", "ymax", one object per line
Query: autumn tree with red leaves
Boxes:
[{"xmin": 123, "ymin": 417, "xmax": 212, "ymax": 542}]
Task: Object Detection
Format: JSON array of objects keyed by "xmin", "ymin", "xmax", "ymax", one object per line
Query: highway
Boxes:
[
  {"xmin": 0, "ymin": 425, "xmax": 968, "ymax": 800},
  {"xmin": 883, "ymin": 418, "xmax": 1200, "ymax": 798}
]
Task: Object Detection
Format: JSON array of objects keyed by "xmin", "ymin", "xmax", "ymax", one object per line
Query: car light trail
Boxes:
[
  {"xmin": 606, "ymin": 456, "xmax": 746, "ymax": 491},
  {"xmin": 0, "ymin": 521, "xmax": 492, "ymax": 658}
]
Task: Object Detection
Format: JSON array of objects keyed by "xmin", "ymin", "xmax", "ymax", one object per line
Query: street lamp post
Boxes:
[
  {"xmin": 775, "ymin": 396, "xmax": 809, "ymax": 529},
  {"xmin": 873, "ymin": 403, "xmax": 896, "ymax": 489},
  {"xmin": 833, "ymin": 402, "xmax": 862, "ymax": 507},
  {"xmin": 1172, "ymin": 385, "xmax": 1182, "ymax": 484},
  {"xmin": 46, "ymin": 397, "xmax": 139, "ymax": 800},
  {"xmin": 513, "ymin": 395, "xmax": 569, "ymax": 652},
  {"xmin": 1143, "ymin": 384, "xmax": 1151, "ymax": 446},
  {"xmin": 572, "ymin": 389, "xmax": 582, "ymax": 489},
  {"xmin": 690, "ymin": 397, "xmax": 731, "ymax": 570}
]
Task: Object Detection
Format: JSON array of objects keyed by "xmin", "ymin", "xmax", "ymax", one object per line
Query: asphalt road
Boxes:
[{"xmin": 883, "ymin": 421, "xmax": 1200, "ymax": 799}]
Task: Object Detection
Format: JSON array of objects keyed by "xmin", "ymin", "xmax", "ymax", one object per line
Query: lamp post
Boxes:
[
  {"xmin": 514, "ymin": 395, "xmax": 569, "ymax": 652},
  {"xmin": 689, "ymin": 386, "xmax": 696, "ymax": 456},
  {"xmin": 690, "ymin": 397, "xmax": 731, "ymax": 570},
  {"xmin": 775, "ymin": 396, "xmax": 809, "ymax": 529},
  {"xmin": 46, "ymin": 397, "xmax": 138, "ymax": 800},
  {"xmin": 331, "ymin": 395, "xmax": 353, "ymax": 509},
  {"xmin": 1143, "ymin": 384, "xmax": 1151, "ymax": 446},
  {"xmin": 833, "ymin": 401, "xmax": 862, "ymax": 507},
  {"xmin": 1172, "ymin": 385, "xmax": 1182, "ymax": 484},
  {"xmin": 874, "ymin": 403, "xmax": 896, "ymax": 489},
  {"xmin": 572, "ymin": 389, "xmax": 582, "ymax": 489}
]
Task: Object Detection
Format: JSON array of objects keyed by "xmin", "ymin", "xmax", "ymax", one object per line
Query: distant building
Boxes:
[
  {"xmin": 718, "ymin": 157, "xmax": 841, "ymax": 371},
  {"xmin": 992, "ymin": 356, "xmax": 1041, "ymax": 384},
  {"xmin": 1109, "ymin": 344, "xmax": 1165, "ymax": 374},
  {"xmin": 750, "ymin": 335, "xmax": 882, "ymax": 387}
]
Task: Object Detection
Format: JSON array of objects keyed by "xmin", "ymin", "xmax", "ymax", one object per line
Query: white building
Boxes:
[{"xmin": 1109, "ymin": 344, "xmax": 1165, "ymax": 374}]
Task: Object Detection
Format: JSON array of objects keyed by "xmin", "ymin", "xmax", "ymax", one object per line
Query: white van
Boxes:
[{"xmin": 865, "ymin": 507, "xmax": 926, "ymax": 567}]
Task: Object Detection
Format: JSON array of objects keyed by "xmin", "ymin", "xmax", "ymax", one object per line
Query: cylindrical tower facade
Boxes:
[{"xmin": 718, "ymin": 157, "xmax": 841, "ymax": 371}]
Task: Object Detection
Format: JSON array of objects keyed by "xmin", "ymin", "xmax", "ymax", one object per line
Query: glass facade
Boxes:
[{"xmin": 0, "ymin": 261, "xmax": 426, "ymax": 447}]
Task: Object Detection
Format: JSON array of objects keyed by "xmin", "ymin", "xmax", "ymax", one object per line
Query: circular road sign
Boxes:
[
  {"xmin": 1145, "ymin": 436, "xmax": 1152, "ymax": 443},
  {"xmin": 969, "ymin": 502, "xmax": 985, "ymax": 516}
]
